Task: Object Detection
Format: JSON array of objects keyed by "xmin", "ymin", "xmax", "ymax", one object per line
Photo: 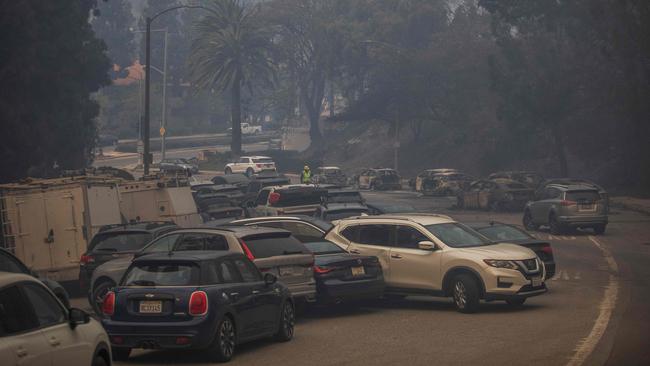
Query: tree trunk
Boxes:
[
  {"xmin": 230, "ymin": 80, "xmax": 242, "ymax": 155},
  {"xmin": 551, "ymin": 121, "xmax": 568, "ymax": 176}
]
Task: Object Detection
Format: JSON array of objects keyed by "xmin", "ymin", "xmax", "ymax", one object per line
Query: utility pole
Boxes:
[
  {"xmin": 143, "ymin": 16, "xmax": 152, "ymax": 175},
  {"xmin": 161, "ymin": 28, "xmax": 168, "ymax": 161},
  {"xmin": 394, "ymin": 108, "xmax": 400, "ymax": 171}
]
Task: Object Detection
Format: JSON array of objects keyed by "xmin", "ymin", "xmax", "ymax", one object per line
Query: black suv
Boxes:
[{"xmin": 78, "ymin": 221, "xmax": 178, "ymax": 294}]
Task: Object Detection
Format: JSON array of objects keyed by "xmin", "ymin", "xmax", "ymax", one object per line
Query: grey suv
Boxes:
[{"xmin": 523, "ymin": 184, "xmax": 608, "ymax": 234}]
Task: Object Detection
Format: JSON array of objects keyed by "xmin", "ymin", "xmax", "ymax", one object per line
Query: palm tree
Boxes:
[{"xmin": 189, "ymin": 0, "xmax": 275, "ymax": 154}]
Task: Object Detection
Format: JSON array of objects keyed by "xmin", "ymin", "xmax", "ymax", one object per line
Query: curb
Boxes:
[{"xmin": 610, "ymin": 198, "xmax": 650, "ymax": 216}]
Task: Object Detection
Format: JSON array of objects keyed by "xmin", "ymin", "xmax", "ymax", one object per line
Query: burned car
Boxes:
[
  {"xmin": 420, "ymin": 172, "xmax": 472, "ymax": 196},
  {"xmin": 190, "ymin": 180, "xmax": 245, "ymax": 206},
  {"xmin": 195, "ymin": 195, "xmax": 244, "ymax": 224},
  {"xmin": 488, "ymin": 171, "xmax": 543, "ymax": 188},
  {"xmin": 313, "ymin": 189, "xmax": 369, "ymax": 221},
  {"xmin": 357, "ymin": 168, "xmax": 401, "ymax": 190},
  {"xmin": 413, "ymin": 168, "xmax": 458, "ymax": 191},
  {"xmin": 210, "ymin": 173, "xmax": 250, "ymax": 193},
  {"xmin": 459, "ymin": 178, "xmax": 534, "ymax": 211},
  {"xmin": 312, "ymin": 166, "xmax": 348, "ymax": 186}
]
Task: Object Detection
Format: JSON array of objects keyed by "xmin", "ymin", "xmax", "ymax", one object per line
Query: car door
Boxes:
[
  {"xmin": 232, "ymin": 258, "xmax": 279, "ymax": 335},
  {"xmin": 343, "ymin": 224, "xmax": 394, "ymax": 282},
  {"xmin": 0, "ymin": 285, "xmax": 50, "ymax": 366},
  {"xmin": 216, "ymin": 259, "xmax": 260, "ymax": 340},
  {"xmin": 532, "ymin": 188, "xmax": 558, "ymax": 223},
  {"xmin": 389, "ymin": 225, "xmax": 443, "ymax": 291},
  {"xmin": 21, "ymin": 283, "xmax": 93, "ymax": 366}
]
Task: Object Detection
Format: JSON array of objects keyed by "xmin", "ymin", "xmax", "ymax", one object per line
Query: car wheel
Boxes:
[
  {"xmin": 593, "ymin": 224, "xmax": 606, "ymax": 235},
  {"xmin": 91, "ymin": 280, "xmax": 115, "ymax": 316},
  {"xmin": 225, "ymin": 167, "xmax": 232, "ymax": 175},
  {"xmin": 111, "ymin": 348, "xmax": 131, "ymax": 362},
  {"xmin": 245, "ymin": 168, "xmax": 254, "ymax": 177},
  {"xmin": 523, "ymin": 210, "xmax": 539, "ymax": 231},
  {"xmin": 274, "ymin": 301, "xmax": 295, "ymax": 342},
  {"xmin": 452, "ymin": 274, "xmax": 480, "ymax": 313},
  {"xmin": 92, "ymin": 354, "xmax": 108, "ymax": 366},
  {"xmin": 506, "ymin": 298, "xmax": 526, "ymax": 307},
  {"xmin": 209, "ymin": 316, "xmax": 236, "ymax": 362},
  {"xmin": 549, "ymin": 214, "xmax": 563, "ymax": 235}
]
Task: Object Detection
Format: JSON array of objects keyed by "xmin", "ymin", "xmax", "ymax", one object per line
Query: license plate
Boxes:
[
  {"xmin": 579, "ymin": 203, "xmax": 595, "ymax": 211},
  {"xmin": 139, "ymin": 301, "xmax": 162, "ymax": 313},
  {"xmin": 351, "ymin": 266, "xmax": 365, "ymax": 276},
  {"xmin": 531, "ymin": 278, "xmax": 543, "ymax": 287}
]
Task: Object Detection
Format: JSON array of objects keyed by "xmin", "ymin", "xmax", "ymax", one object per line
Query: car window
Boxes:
[
  {"xmin": 303, "ymin": 241, "xmax": 345, "ymax": 254},
  {"xmin": 358, "ymin": 224, "xmax": 393, "ymax": 246},
  {"xmin": 475, "ymin": 225, "xmax": 531, "ymax": 241},
  {"xmin": 141, "ymin": 233, "xmax": 182, "ymax": 254},
  {"xmin": 22, "ymin": 283, "xmax": 66, "ymax": 327},
  {"xmin": 233, "ymin": 258, "xmax": 262, "ymax": 282},
  {"xmin": 242, "ymin": 233, "xmax": 309, "ymax": 258},
  {"xmin": 220, "ymin": 260, "xmax": 243, "ymax": 283},
  {"xmin": 566, "ymin": 190, "xmax": 600, "ymax": 202},
  {"xmin": 395, "ymin": 226, "xmax": 429, "ymax": 249},
  {"xmin": 544, "ymin": 188, "xmax": 561, "ymax": 199},
  {"xmin": 0, "ymin": 285, "xmax": 38, "ymax": 336},
  {"xmin": 0, "ymin": 251, "xmax": 27, "ymax": 273},
  {"xmin": 123, "ymin": 262, "xmax": 200, "ymax": 286},
  {"xmin": 238, "ymin": 158, "xmax": 249, "ymax": 163},
  {"xmin": 264, "ymin": 222, "xmax": 324, "ymax": 243},
  {"xmin": 340, "ymin": 225, "xmax": 359, "ymax": 242},
  {"xmin": 89, "ymin": 232, "xmax": 153, "ymax": 253},
  {"xmin": 175, "ymin": 233, "xmax": 228, "ymax": 251},
  {"xmin": 256, "ymin": 189, "xmax": 271, "ymax": 205},
  {"xmin": 424, "ymin": 223, "xmax": 491, "ymax": 248}
]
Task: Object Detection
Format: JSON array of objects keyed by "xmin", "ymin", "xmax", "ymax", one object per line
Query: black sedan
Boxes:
[
  {"xmin": 303, "ymin": 240, "xmax": 384, "ymax": 304},
  {"xmin": 467, "ymin": 222, "xmax": 556, "ymax": 279},
  {"xmin": 102, "ymin": 251, "xmax": 294, "ymax": 363}
]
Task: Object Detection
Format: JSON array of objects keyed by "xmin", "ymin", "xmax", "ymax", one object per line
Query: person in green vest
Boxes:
[{"xmin": 301, "ymin": 165, "xmax": 312, "ymax": 184}]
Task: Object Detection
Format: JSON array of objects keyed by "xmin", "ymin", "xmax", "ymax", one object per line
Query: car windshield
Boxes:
[
  {"xmin": 89, "ymin": 232, "xmax": 153, "ymax": 252},
  {"xmin": 303, "ymin": 241, "xmax": 345, "ymax": 255},
  {"xmin": 424, "ymin": 223, "xmax": 492, "ymax": 248},
  {"xmin": 474, "ymin": 225, "xmax": 531, "ymax": 241},
  {"xmin": 566, "ymin": 190, "xmax": 601, "ymax": 202},
  {"xmin": 123, "ymin": 262, "xmax": 199, "ymax": 286},
  {"xmin": 324, "ymin": 209, "xmax": 368, "ymax": 221},
  {"xmin": 242, "ymin": 233, "xmax": 309, "ymax": 258}
]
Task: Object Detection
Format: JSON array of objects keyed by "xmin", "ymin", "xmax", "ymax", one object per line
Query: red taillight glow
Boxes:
[
  {"xmin": 176, "ymin": 336, "xmax": 191, "ymax": 345},
  {"xmin": 314, "ymin": 265, "xmax": 333, "ymax": 274},
  {"xmin": 541, "ymin": 245, "xmax": 553, "ymax": 254},
  {"xmin": 560, "ymin": 200, "xmax": 577, "ymax": 206},
  {"xmin": 111, "ymin": 336, "xmax": 124, "ymax": 345},
  {"xmin": 239, "ymin": 239, "xmax": 255, "ymax": 261},
  {"xmin": 269, "ymin": 192, "xmax": 281, "ymax": 205},
  {"xmin": 102, "ymin": 291, "xmax": 115, "ymax": 316},
  {"xmin": 189, "ymin": 291, "xmax": 208, "ymax": 316},
  {"xmin": 80, "ymin": 254, "xmax": 95, "ymax": 265}
]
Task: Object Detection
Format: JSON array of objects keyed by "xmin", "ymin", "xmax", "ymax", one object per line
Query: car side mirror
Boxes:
[
  {"xmin": 264, "ymin": 273, "xmax": 277, "ymax": 286},
  {"xmin": 69, "ymin": 308, "xmax": 90, "ymax": 329},
  {"xmin": 418, "ymin": 241, "xmax": 436, "ymax": 251}
]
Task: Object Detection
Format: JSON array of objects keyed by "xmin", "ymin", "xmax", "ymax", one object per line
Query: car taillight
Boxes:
[
  {"xmin": 560, "ymin": 200, "xmax": 577, "ymax": 206},
  {"xmin": 102, "ymin": 291, "xmax": 115, "ymax": 316},
  {"xmin": 80, "ymin": 254, "xmax": 95, "ymax": 266},
  {"xmin": 541, "ymin": 245, "xmax": 553, "ymax": 254},
  {"xmin": 269, "ymin": 192, "xmax": 281, "ymax": 205},
  {"xmin": 189, "ymin": 291, "xmax": 208, "ymax": 316},
  {"xmin": 313, "ymin": 265, "xmax": 333, "ymax": 274},
  {"xmin": 239, "ymin": 239, "xmax": 255, "ymax": 261}
]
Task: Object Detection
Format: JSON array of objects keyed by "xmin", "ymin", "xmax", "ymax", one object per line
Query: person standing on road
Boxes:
[{"xmin": 301, "ymin": 165, "xmax": 312, "ymax": 184}]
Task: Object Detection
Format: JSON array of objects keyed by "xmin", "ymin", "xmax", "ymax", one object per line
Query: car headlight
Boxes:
[{"xmin": 483, "ymin": 259, "xmax": 519, "ymax": 270}]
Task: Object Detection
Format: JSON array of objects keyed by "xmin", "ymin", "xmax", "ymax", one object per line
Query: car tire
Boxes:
[
  {"xmin": 225, "ymin": 167, "xmax": 232, "ymax": 175},
  {"xmin": 111, "ymin": 348, "xmax": 131, "ymax": 362},
  {"xmin": 523, "ymin": 210, "xmax": 539, "ymax": 231},
  {"xmin": 91, "ymin": 280, "xmax": 115, "ymax": 316},
  {"xmin": 506, "ymin": 298, "xmax": 526, "ymax": 307},
  {"xmin": 209, "ymin": 316, "xmax": 236, "ymax": 363},
  {"xmin": 452, "ymin": 274, "xmax": 480, "ymax": 314},
  {"xmin": 92, "ymin": 354, "xmax": 108, "ymax": 366},
  {"xmin": 593, "ymin": 224, "xmax": 606, "ymax": 235},
  {"xmin": 274, "ymin": 301, "xmax": 295, "ymax": 342},
  {"xmin": 246, "ymin": 168, "xmax": 254, "ymax": 177},
  {"xmin": 549, "ymin": 214, "xmax": 564, "ymax": 235}
]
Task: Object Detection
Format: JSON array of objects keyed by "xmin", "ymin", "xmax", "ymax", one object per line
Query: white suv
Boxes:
[
  {"xmin": 0, "ymin": 272, "xmax": 111, "ymax": 365},
  {"xmin": 325, "ymin": 214, "xmax": 546, "ymax": 313},
  {"xmin": 224, "ymin": 156, "xmax": 276, "ymax": 176}
]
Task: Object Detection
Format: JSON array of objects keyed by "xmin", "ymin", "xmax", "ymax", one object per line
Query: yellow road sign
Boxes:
[{"xmin": 159, "ymin": 127, "xmax": 166, "ymax": 136}]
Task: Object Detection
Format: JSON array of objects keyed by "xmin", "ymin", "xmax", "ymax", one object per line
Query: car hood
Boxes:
[{"xmin": 455, "ymin": 243, "xmax": 536, "ymax": 260}]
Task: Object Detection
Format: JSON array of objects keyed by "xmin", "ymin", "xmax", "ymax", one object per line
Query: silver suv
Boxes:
[{"xmin": 523, "ymin": 184, "xmax": 608, "ymax": 234}]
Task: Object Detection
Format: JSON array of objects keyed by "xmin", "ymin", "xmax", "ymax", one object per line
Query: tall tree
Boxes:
[
  {"xmin": 188, "ymin": 0, "xmax": 275, "ymax": 154},
  {"xmin": 90, "ymin": 0, "xmax": 136, "ymax": 79}
]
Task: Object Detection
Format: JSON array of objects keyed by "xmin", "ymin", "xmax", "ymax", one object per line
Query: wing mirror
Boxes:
[
  {"xmin": 264, "ymin": 273, "xmax": 277, "ymax": 286},
  {"xmin": 69, "ymin": 307, "xmax": 90, "ymax": 329},
  {"xmin": 418, "ymin": 241, "xmax": 437, "ymax": 251}
]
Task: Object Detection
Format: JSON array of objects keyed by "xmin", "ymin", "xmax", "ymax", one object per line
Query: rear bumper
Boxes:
[
  {"xmin": 102, "ymin": 317, "xmax": 215, "ymax": 350},
  {"xmin": 557, "ymin": 215, "xmax": 608, "ymax": 227},
  {"xmin": 288, "ymin": 282, "xmax": 317, "ymax": 301},
  {"xmin": 317, "ymin": 277, "xmax": 385, "ymax": 302}
]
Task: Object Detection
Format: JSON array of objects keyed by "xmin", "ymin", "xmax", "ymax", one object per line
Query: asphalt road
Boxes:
[{"xmin": 70, "ymin": 190, "xmax": 650, "ymax": 366}]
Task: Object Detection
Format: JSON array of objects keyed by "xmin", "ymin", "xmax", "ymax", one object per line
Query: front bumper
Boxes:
[
  {"xmin": 102, "ymin": 317, "xmax": 215, "ymax": 350},
  {"xmin": 317, "ymin": 276, "xmax": 385, "ymax": 302},
  {"xmin": 482, "ymin": 266, "xmax": 547, "ymax": 300},
  {"xmin": 557, "ymin": 215, "xmax": 608, "ymax": 227}
]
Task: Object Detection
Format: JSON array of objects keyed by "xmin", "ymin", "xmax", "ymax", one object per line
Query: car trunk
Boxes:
[
  {"xmin": 564, "ymin": 190, "xmax": 605, "ymax": 216},
  {"xmin": 113, "ymin": 286, "xmax": 198, "ymax": 322},
  {"xmin": 315, "ymin": 254, "xmax": 382, "ymax": 280}
]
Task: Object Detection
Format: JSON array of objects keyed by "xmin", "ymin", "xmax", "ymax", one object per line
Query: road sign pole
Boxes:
[
  {"xmin": 161, "ymin": 28, "xmax": 168, "ymax": 161},
  {"xmin": 143, "ymin": 16, "xmax": 152, "ymax": 175}
]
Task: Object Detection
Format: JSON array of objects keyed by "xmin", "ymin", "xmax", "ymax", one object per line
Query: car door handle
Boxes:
[
  {"xmin": 391, "ymin": 254, "xmax": 403, "ymax": 259},
  {"xmin": 349, "ymin": 249, "xmax": 361, "ymax": 254},
  {"xmin": 49, "ymin": 337, "xmax": 60, "ymax": 347},
  {"xmin": 16, "ymin": 347, "xmax": 27, "ymax": 358}
]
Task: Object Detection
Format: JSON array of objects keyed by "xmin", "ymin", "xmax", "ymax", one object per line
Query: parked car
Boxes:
[
  {"xmin": 229, "ymin": 216, "xmax": 332, "ymax": 243},
  {"xmin": 245, "ymin": 184, "xmax": 326, "ymax": 217},
  {"xmin": 312, "ymin": 166, "xmax": 348, "ymax": 186},
  {"xmin": 196, "ymin": 195, "xmax": 244, "ymax": 224},
  {"xmin": 466, "ymin": 222, "xmax": 555, "ymax": 279},
  {"xmin": 421, "ymin": 172, "xmax": 473, "ymax": 196},
  {"xmin": 211, "ymin": 174, "xmax": 251, "ymax": 193},
  {"xmin": 303, "ymin": 240, "xmax": 384, "ymax": 304},
  {"xmin": 539, "ymin": 178, "xmax": 609, "ymax": 212},
  {"xmin": 190, "ymin": 181, "xmax": 245, "ymax": 205},
  {"xmin": 89, "ymin": 226, "xmax": 316, "ymax": 315},
  {"xmin": 159, "ymin": 158, "xmax": 199, "ymax": 175},
  {"xmin": 325, "ymin": 214, "xmax": 547, "ymax": 313},
  {"xmin": 0, "ymin": 272, "xmax": 110, "ymax": 366},
  {"xmin": 523, "ymin": 184, "xmax": 608, "ymax": 234},
  {"xmin": 357, "ymin": 168, "xmax": 401, "ymax": 190},
  {"xmin": 102, "ymin": 252, "xmax": 293, "ymax": 363},
  {"xmin": 413, "ymin": 168, "xmax": 459, "ymax": 191},
  {"xmin": 459, "ymin": 179, "xmax": 534, "ymax": 211},
  {"xmin": 0, "ymin": 247, "xmax": 70, "ymax": 308},
  {"xmin": 314, "ymin": 202, "xmax": 370, "ymax": 221},
  {"xmin": 242, "ymin": 173, "xmax": 292, "ymax": 202},
  {"xmin": 488, "ymin": 171, "xmax": 544, "ymax": 188},
  {"xmin": 366, "ymin": 201, "xmax": 417, "ymax": 215},
  {"xmin": 224, "ymin": 156, "xmax": 276, "ymax": 176},
  {"xmin": 81, "ymin": 221, "xmax": 178, "ymax": 315}
]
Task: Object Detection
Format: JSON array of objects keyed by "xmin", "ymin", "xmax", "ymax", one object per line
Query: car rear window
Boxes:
[
  {"xmin": 123, "ymin": 262, "xmax": 200, "ymax": 286},
  {"xmin": 273, "ymin": 189, "xmax": 324, "ymax": 207},
  {"xmin": 324, "ymin": 209, "xmax": 368, "ymax": 221},
  {"xmin": 89, "ymin": 232, "xmax": 153, "ymax": 253},
  {"xmin": 566, "ymin": 190, "xmax": 601, "ymax": 202},
  {"xmin": 304, "ymin": 241, "xmax": 345, "ymax": 254},
  {"xmin": 242, "ymin": 233, "xmax": 309, "ymax": 258}
]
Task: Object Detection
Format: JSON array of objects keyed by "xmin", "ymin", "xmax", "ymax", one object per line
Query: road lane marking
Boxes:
[
  {"xmin": 574, "ymin": 271, "xmax": 581, "ymax": 280},
  {"xmin": 551, "ymin": 270, "xmax": 563, "ymax": 281},
  {"xmin": 566, "ymin": 236, "xmax": 619, "ymax": 366},
  {"xmin": 563, "ymin": 271, "xmax": 570, "ymax": 280}
]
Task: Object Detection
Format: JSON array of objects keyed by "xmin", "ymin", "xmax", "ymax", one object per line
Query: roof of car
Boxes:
[
  {"xmin": 318, "ymin": 166, "xmax": 340, "ymax": 170},
  {"xmin": 0, "ymin": 272, "xmax": 40, "ymax": 287},
  {"xmin": 133, "ymin": 251, "xmax": 245, "ymax": 263},
  {"xmin": 546, "ymin": 183, "xmax": 600, "ymax": 191},
  {"xmin": 336, "ymin": 213, "xmax": 453, "ymax": 226},
  {"xmin": 193, "ymin": 225, "xmax": 292, "ymax": 237},
  {"xmin": 97, "ymin": 221, "xmax": 177, "ymax": 234},
  {"xmin": 242, "ymin": 155, "xmax": 272, "ymax": 159},
  {"xmin": 230, "ymin": 216, "xmax": 333, "ymax": 231},
  {"xmin": 267, "ymin": 184, "xmax": 324, "ymax": 191},
  {"xmin": 322, "ymin": 202, "xmax": 369, "ymax": 211},
  {"xmin": 465, "ymin": 221, "xmax": 512, "ymax": 229}
]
